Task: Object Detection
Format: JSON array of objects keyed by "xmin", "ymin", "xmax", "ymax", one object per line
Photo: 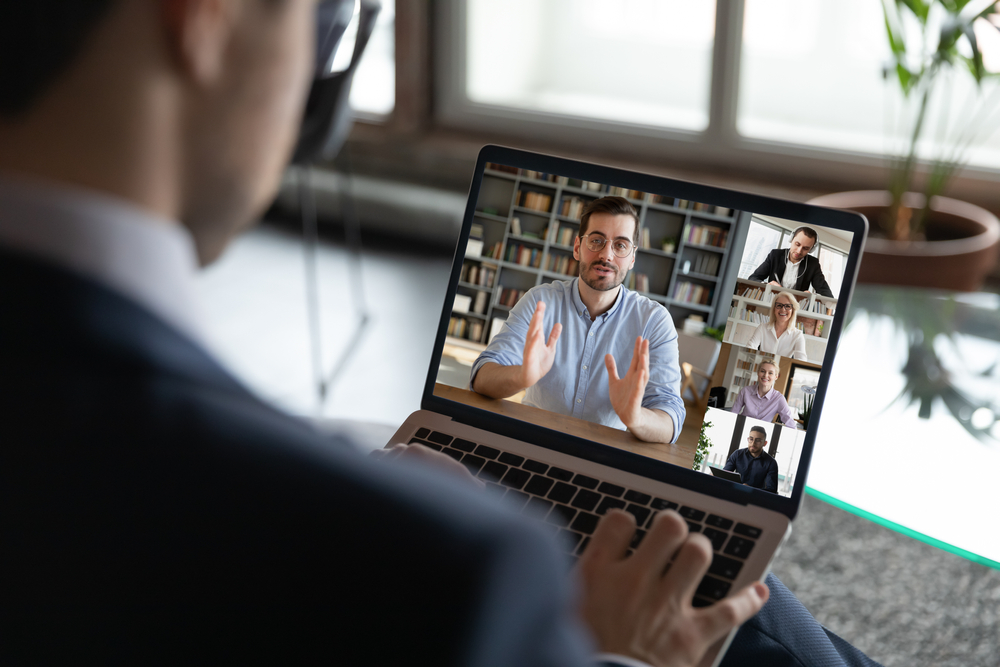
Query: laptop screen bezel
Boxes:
[{"xmin": 421, "ymin": 145, "xmax": 868, "ymax": 521}]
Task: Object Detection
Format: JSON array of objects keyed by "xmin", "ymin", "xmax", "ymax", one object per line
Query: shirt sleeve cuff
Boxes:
[{"xmin": 593, "ymin": 654, "xmax": 655, "ymax": 667}]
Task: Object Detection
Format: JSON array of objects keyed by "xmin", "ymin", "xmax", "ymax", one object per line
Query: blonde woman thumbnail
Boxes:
[{"xmin": 745, "ymin": 290, "xmax": 807, "ymax": 360}]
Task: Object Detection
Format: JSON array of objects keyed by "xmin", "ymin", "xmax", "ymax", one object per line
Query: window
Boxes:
[
  {"xmin": 438, "ymin": 0, "xmax": 1000, "ymax": 182},
  {"xmin": 349, "ymin": 0, "xmax": 395, "ymax": 117},
  {"xmin": 817, "ymin": 246, "xmax": 846, "ymax": 298},
  {"xmin": 738, "ymin": 217, "xmax": 782, "ymax": 279},
  {"xmin": 466, "ymin": 0, "xmax": 716, "ymax": 131}
]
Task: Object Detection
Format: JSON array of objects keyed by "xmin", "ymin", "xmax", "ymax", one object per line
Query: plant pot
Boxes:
[{"xmin": 807, "ymin": 191, "xmax": 1000, "ymax": 292}]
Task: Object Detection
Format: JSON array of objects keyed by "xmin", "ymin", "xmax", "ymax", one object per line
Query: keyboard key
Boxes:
[
  {"xmin": 525, "ymin": 496, "xmax": 553, "ymax": 516},
  {"xmin": 443, "ymin": 447, "xmax": 464, "ymax": 461},
  {"xmin": 558, "ymin": 529, "xmax": 583, "ymax": 550},
  {"xmin": 705, "ymin": 514, "xmax": 734, "ymax": 530},
  {"xmin": 474, "ymin": 444, "xmax": 500, "ymax": 460},
  {"xmin": 709, "ymin": 554, "xmax": 743, "ymax": 581},
  {"xmin": 410, "ymin": 439, "xmax": 443, "ymax": 451},
  {"xmin": 597, "ymin": 482, "xmax": 625, "ymax": 497},
  {"xmin": 696, "ymin": 575, "xmax": 731, "ymax": 601},
  {"xmin": 570, "ymin": 512, "xmax": 599, "ymax": 534},
  {"xmin": 679, "ymin": 506, "xmax": 706, "ymax": 522},
  {"xmin": 702, "ymin": 527, "xmax": 728, "ymax": 551},
  {"xmin": 452, "ymin": 438, "xmax": 477, "ymax": 453},
  {"xmin": 523, "ymin": 459, "xmax": 549, "ymax": 474},
  {"xmin": 499, "ymin": 452, "xmax": 525, "ymax": 467},
  {"xmin": 624, "ymin": 490, "xmax": 651, "ymax": 505},
  {"xmin": 734, "ymin": 523, "xmax": 763, "ymax": 539},
  {"xmin": 501, "ymin": 468, "xmax": 531, "ymax": 490},
  {"xmin": 547, "ymin": 504, "xmax": 577, "ymax": 527},
  {"xmin": 479, "ymin": 460, "xmax": 508, "ymax": 481},
  {"xmin": 692, "ymin": 597, "xmax": 714, "ymax": 608},
  {"xmin": 651, "ymin": 498, "xmax": 678, "ymax": 511},
  {"xmin": 572, "ymin": 474, "xmax": 599, "ymax": 490},
  {"xmin": 570, "ymin": 489, "xmax": 600, "ymax": 512},
  {"xmin": 524, "ymin": 475, "xmax": 554, "ymax": 496},
  {"xmin": 427, "ymin": 431, "xmax": 453, "ymax": 446},
  {"xmin": 504, "ymin": 490, "xmax": 530, "ymax": 511},
  {"xmin": 484, "ymin": 482, "xmax": 506, "ymax": 498},
  {"xmin": 596, "ymin": 497, "xmax": 626, "ymax": 515},
  {"xmin": 461, "ymin": 454, "xmax": 486, "ymax": 474},
  {"xmin": 625, "ymin": 504, "xmax": 651, "ymax": 526},
  {"xmin": 686, "ymin": 521, "xmax": 702, "ymax": 533},
  {"xmin": 547, "ymin": 467, "xmax": 574, "ymax": 481},
  {"xmin": 723, "ymin": 536, "xmax": 755, "ymax": 559},
  {"xmin": 630, "ymin": 529, "xmax": 647, "ymax": 549},
  {"xmin": 577, "ymin": 536, "xmax": 591, "ymax": 555},
  {"xmin": 415, "ymin": 427, "xmax": 431, "ymax": 439},
  {"xmin": 547, "ymin": 482, "xmax": 577, "ymax": 504}
]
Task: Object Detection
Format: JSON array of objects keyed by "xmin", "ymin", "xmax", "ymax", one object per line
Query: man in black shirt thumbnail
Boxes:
[{"xmin": 724, "ymin": 426, "xmax": 779, "ymax": 493}]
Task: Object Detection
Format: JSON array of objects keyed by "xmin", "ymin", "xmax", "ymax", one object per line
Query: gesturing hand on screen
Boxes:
[{"xmin": 520, "ymin": 301, "xmax": 562, "ymax": 389}]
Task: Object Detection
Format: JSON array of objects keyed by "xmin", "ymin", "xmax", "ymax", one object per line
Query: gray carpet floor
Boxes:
[{"xmin": 774, "ymin": 494, "xmax": 1000, "ymax": 666}]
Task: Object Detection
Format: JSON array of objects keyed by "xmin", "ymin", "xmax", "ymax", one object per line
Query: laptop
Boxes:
[{"xmin": 385, "ymin": 145, "xmax": 867, "ymax": 666}]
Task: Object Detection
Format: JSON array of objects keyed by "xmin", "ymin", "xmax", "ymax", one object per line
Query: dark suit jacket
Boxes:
[
  {"xmin": 1, "ymin": 247, "xmax": 594, "ymax": 665},
  {"xmin": 748, "ymin": 249, "xmax": 834, "ymax": 297}
]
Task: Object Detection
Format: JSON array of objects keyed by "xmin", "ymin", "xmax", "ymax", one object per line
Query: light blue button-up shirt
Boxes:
[{"xmin": 471, "ymin": 278, "xmax": 685, "ymax": 443}]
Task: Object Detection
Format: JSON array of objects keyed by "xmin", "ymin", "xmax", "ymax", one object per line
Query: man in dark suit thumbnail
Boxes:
[
  {"xmin": 749, "ymin": 227, "xmax": 835, "ymax": 297},
  {"xmin": 0, "ymin": 1, "xmax": 769, "ymax": 666},
  {"xmin": 724, "ymin": 426, "xmax": 779, "ymax": 493}
]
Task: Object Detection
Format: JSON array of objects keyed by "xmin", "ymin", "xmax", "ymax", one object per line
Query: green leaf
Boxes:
[
  {"xmin": 962, "ymin": 24, "xmax": 986, "ymax": 82},
  {"xmin": 896, "ymin": 63, "xmax": 916, "ymax": 93},
  {"xmin": 900, "ymin": 0, "xmax": 931, "ymax": 22}
]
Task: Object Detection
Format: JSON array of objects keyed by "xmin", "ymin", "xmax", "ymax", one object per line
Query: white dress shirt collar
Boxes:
[{"xmin": 0, "ymin": 174, "xmax": 206, "ymax": 345}]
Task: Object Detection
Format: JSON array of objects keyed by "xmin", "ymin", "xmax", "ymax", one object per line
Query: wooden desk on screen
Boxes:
[{"xmin": 434, "ymin": 383, "xmax": 696, "ymax": 469}]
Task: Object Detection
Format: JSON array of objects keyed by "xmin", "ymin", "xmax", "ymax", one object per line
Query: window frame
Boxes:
[{"xmin": 432, "ymin": 0, "xmax": 1000, "ymax": 195}]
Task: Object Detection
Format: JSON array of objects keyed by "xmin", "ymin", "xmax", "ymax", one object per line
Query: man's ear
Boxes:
[
  {"xmin": 161, "ymin": 0, "xmax": 236, "ymax": 85},
  {"xmin": 573, "ymin": 235, "xmax": 581, "ymax": 261}
]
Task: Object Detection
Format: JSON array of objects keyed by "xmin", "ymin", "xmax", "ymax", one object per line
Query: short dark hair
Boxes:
[
  {"xmin": 0, "ymin": 1, "xmax": 120, "ymax": 117},
  {"xmin": 749, "ymin": 426, "xmax": 767, "ymax": 438},
  {"xmin": 791, "ymin": 226, "xmax": 819, "ymax": 245},
  {"xmin": 579, "ymin": 196, "xmax": 640, "ymax": 246}
]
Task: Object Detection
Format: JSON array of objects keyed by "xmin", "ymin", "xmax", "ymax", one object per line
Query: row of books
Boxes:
[
  {"xmin": 448, "ymin": 316, "xmax": 484, "ymax": 342},
  {"xmin": 628, "ymin": 273, "xmax": 651, "ymax": 293},
  {"xmin": 552, "ymin": 224, "xmax": 577, "ymax": 246},
  {"xmin": 684, "ymin": 224, "xmax": 729, "ymax": 248},
  {"xmin": 480, "ymin": 241, "xmax": 503, "ymax": 260},
  {"xmin": 497, "ymin": 287, "xmax": 527, "ymax": 308},
  {"xmin": 545, "ymin": 254, "xmax": 579, "ymax": 276},
  {"xmin": 803, "ymin": 299, "xmax": 836, "ymax": 315},
  {"xmin": 672, "ymin": 281, "xmax": 714, "ymax": 305},
  {"xmin": 517, "ymin": 190, "xmax": 553, "ymax": 213},
  {"xmin": 560, "ymin": 196, "xmax": 588, "ymax": 220},
  {"xmin": 460, "ymin": 262, "xmax": 496, "ymax": 288},
  {"xmin": 607, "ymin": 186, "xmax": 645, "ymax": 200},
  {"xmin": 729, "ymin": 305, "xmax": 766, "ymax": 323},
  {"xmin": 738, "ymin": 286, "xmax": 773, "ymax": 303},
  {"xmin": 505, "ymin": 243, "xmax": 543, "ymax": 268},
  {"xmin": 688, "ymin": 253, "xmax": 721, "ymax": 276}
]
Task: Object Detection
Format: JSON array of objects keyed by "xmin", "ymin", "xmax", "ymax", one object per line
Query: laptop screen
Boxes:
[{"xmin": 426, "ymin": 146, "xmax": 865, "ymax": 516}]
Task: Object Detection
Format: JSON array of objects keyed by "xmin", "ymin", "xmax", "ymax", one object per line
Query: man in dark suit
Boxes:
[
  {"xmin": 0, "ymin": 1, "xmax": 771, "ymax": 665},
  {"xmin": 749, "ymin": 227, "xmax": 835, "ymax": 297}
]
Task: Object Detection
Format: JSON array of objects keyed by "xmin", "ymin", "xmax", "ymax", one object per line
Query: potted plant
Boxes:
[
  {"xmin": 810, "ymin": 0, "xmax": 1000, "ymax": 291},
  {"xmin": 693, "ymin": 420, "xmax": 713, "ymax": 471},
  {"xmin": 798, "ymin": 387, "xmax": 816, "ymax": 430}
]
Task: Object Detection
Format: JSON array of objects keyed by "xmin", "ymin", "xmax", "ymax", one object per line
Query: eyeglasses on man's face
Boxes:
[
  {"xmin": 581, "ymin": 233, "xmax": 635, "ymax": 258},
  {"xmin": 774, "ymin": 302, "xmax": 794, "ymax": 311},
  {"xmin": 747, "ymin": 435, "xmax": 765, "ymax": 444}
]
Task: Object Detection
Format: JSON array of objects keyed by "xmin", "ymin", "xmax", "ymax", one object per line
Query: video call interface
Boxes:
[{"xmin": 433, "ymin": 162, "xmax": 855, "ymax": 499}]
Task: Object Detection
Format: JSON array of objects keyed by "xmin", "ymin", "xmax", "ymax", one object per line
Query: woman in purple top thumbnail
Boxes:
[{"xmin": 730, "ymin": 361, "xmax": 798, "ymax": 428}]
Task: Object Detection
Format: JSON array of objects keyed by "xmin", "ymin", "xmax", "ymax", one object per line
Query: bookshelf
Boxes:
[
  {"xmin": 724, "ymin": 279, "xmax": 838, "ymax": 363},
  {"xmin": 448, "ymin": 164, "xmax": 746, "ymax": 345}
]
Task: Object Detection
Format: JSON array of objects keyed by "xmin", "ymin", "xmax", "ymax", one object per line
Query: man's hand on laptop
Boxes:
[
  {"xmin": 372, "ymin": 444, "xmax": 483, "ymax": 489},
  {"xmin": 576, "ymin": 509, "xmax": 768, "ymax": 667}
]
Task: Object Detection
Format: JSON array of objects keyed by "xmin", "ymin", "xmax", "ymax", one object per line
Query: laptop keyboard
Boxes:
[{"xmin": 410, "ymin": 428, "xmax": 763, "ymax": 608}]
